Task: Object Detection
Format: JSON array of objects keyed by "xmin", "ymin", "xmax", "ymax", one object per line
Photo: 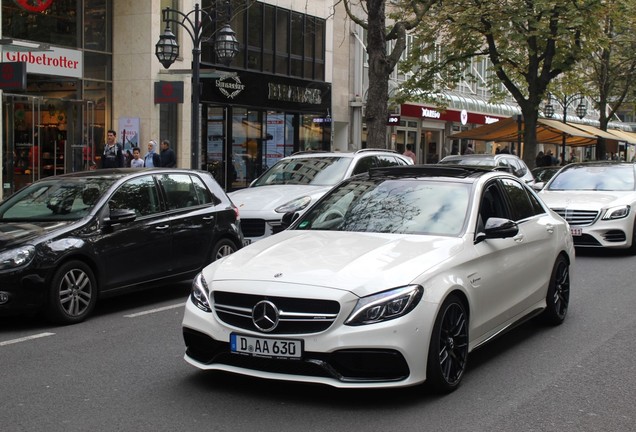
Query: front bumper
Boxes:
[
  {"xmin": 181, "ymin": 296, "xmax": 439, "ymax": 389},
  {"xmin": 571, "ymin": 218, "xmax": 635, "ymax": 249},
  {"xmin": 0, "ymin": 270, "xmax": 48, "ymax": 315}
]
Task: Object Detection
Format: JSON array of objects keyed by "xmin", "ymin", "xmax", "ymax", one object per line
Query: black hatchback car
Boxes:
[{"xmin": 0, "ymin": 168, "xmax": 243, "ymax": 324}]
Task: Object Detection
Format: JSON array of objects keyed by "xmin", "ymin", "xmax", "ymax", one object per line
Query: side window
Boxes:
[
  {"xmin": 351, "ymin": 156, "xmax": 377, "ymax": 175},
  {"xmin": 478, "ymin": 182, "xmax": 508, "ymax": 230},
  {"xmin": 500, "ymin": 178, "xmax": 538, "ymax": 221},
  {"xmin": 376, "ymin": 155, "xmax": 400, "ymax": 167},
  {"xmin": 191, "ymin": 175, "xmax": 214, "ymax": 205},
  {"xmin": 160, "ymin": 174, "xmax": 200, "ymax": 209},
  {"xmin": 108, "ymin": 176, "xmax": 160, "ymax": 217}
]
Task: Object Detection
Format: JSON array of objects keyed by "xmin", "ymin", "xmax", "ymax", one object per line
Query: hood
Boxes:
[
  {"xmin": 539, "ymin": 190, "xmax": 634, "ymax": 209},
  {"xmin": 229, "ymin": 185, "xmax": 332, "ymax": 213},
  {"xmin": 0, "ymin": 221, "xmax": 73, "ymax": 250},
  {"xmin": 204, "ymin": 230, "xmax": 464, "ymax": 297}
]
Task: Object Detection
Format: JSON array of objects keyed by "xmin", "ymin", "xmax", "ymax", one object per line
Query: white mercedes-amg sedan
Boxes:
[{"xmin": 182, "ymin": 165, "xmax": 574, "ymax": 393}]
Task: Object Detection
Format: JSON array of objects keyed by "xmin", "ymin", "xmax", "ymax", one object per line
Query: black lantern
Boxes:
[
  {"xmin": 214, "ymin": 24, "xmax": 239, "ymax": 66},
  {"xmin": 543, "ymin": 103, "xmax": 555, "ymax": 118},
  {"xmin": 575, "ymin": 101, "xmax": 587, "ymax": 119},
  {"xmin": 154, "ymin": 26, "xmax": 179, "ymax": 69}
]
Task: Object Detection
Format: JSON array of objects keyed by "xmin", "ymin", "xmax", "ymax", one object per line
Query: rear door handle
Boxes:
[
  {"xmin": 202, "ymin": 216, "xmax": 215, "ymax": 220},
  {"xmin": 155, "ymin": 224, "xmax": 170, "ymax": 230}
]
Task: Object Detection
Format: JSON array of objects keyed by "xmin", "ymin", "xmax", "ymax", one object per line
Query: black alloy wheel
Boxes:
[
  {"xmin": 539, "ymin": 255, "xmax": 570, "ymax": 325},
  {"xmin": 426, "ymin": 294, "xmax": 469, "ymax": 393},
  {"xmin": 46, "ymin": 260, "xmax": 97, "ymax": 324}
]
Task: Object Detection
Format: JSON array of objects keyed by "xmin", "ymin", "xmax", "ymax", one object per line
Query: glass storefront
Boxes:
[
  {"xmin": 204, "ymin": 105, "xmax": 330, "ymax": 190},
  {"xmin": 1, "ymin": 0, "xmax": 112, "ymax": 195}
]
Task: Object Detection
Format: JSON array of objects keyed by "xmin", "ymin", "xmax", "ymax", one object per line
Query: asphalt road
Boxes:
[{"xmin": 1, "ymin": 250, "xmax": 635, "ymax": 432}]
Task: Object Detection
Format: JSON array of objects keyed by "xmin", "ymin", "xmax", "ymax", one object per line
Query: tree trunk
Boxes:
[{"xmin": 364, "ymin": 0, "xmax": 390, "ymax": 149}]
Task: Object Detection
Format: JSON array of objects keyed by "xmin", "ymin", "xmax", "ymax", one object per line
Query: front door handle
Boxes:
[{"xmin": 155, "ymin": 224, "xmax": 170, "ymax": 230}]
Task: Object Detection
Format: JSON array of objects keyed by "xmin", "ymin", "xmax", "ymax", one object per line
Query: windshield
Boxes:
[
  {"xmin": 296, "ymin": 178, "xmax": 471, "ymax": 236},
  {"xmin": 252, "ymin": 156, "xmax": 352, "ymax": 187},
  {"xmin": 0, "ymin": 178, "xmax": 115, "ymax": 221},
  {"xmin": 547, "ymin": 164, "xmax": 636, "ymax": 191}
]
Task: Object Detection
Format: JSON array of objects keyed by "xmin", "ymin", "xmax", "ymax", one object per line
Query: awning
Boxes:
[
  {"xmin": 604, "ymin": 129, "xmax": 636, "ymax": 145},
  {"xmin": 449, "ymin": 116, "xmax": 626, "ymax": 147}
]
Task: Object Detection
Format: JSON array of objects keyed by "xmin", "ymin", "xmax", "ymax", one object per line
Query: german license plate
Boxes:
[
  {"xmin": 570, "ymin": 227, "xmax": 582, "ymax": 236},
  {"xmin": 230, "ymin": 333, "xmax": 303, "ymax": 359}
]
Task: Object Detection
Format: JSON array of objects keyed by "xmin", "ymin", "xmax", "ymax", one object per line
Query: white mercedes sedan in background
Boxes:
[{"xmin": 183, "ymin": 165, "xmax": 574, "ymax": 393}]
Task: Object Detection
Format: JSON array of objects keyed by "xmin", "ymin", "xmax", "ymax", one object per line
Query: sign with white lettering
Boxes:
[{"xmin": 2, "ymin": 45, "xmax": 82, "ymax": 78}]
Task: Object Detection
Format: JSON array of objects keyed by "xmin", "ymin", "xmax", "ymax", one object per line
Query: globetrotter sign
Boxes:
[{"xmin": 2, "ymin": 45, "xmax": 82, "ymax": 78}]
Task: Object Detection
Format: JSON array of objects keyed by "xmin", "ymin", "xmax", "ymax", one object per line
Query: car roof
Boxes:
[
  {"xmin": 368, "ymin": 164, "xmax": 509, "ymax": 182},
  {"xmin": 441, "ymin": 153, "xmax": 522, "ymax": 161},
  {"xmin": 286, "ymin": 148, "xmax": 405, "ymax": 159},
  {"xmin": 45, "ymin": 168, "xmax": 204, "ymax": 180}
]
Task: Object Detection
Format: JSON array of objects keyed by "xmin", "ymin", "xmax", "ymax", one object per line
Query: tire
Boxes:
[
  {"xmin": 539, "ymin": 255, "xmax": 570, "ymax": 326},
  {"xmin": 426, "ymin": 294, "xmax": 469, "ymax": 394},
  {"xmin": 211, "ymin": 238, "xmax": 238, "ymax": 262},
  {"xmin": 46, "ymin": 260, "xmax": 97, "ymax": 324}
]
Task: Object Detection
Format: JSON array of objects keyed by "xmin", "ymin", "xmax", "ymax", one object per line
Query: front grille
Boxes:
[
  {"xmin": 240, "ymin": 219, "xmax": 266, "ymax": 237},
  {"xmin": 213, "ymin": 291, "xmax": 340, "ymax": 335},
  {"xmin": 552, "ymin": 208, "xmax": 599, "ymax": 226},
  {"xmin": 183, "ymin": 328, "xmax": 410, "ymax": 382}
]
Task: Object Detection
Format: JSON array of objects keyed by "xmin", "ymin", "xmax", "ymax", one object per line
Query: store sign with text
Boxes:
[
  {"xmin": 2, "ymin": 45, "xmax": 82, "ymax": 78},
  {"xmin": 400, "ymin": 104, "xmax": 505, "ymax": 125}
]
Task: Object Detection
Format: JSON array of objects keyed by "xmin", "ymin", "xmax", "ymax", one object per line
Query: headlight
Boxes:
[
  {"xmin": 275, "ymin": 196, "xmax": 312, "ymax": 214},
  {"xmin": 602, "ymin": 205, "xmax": 630, "ymax": 220},
  {"xmin": 190, "ymin": 273, "xmax": 212, "ymax": 313},
  {"xmin": 345, "ymin": 285, "xmax": 423, "ymax": 326},
  {"xmin": 0, "ymin": 245, "xmax": 36, "ymax": 271}
]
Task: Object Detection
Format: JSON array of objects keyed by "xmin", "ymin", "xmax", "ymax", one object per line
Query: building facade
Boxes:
[{"xmin": 0, "ymin": 0, "xmax": 334, "ymax": 198}]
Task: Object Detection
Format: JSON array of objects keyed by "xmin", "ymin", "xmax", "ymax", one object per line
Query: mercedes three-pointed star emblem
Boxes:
[{"xmin": 252, "ymin": 300, "xmax": 280, "ymax": 332}]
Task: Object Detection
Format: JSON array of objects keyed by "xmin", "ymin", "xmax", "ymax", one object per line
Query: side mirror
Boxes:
[
  {"xmin": 104, "ymin": 208, "xmax": 137, "ymax": 226},
  {"xmin": 280, "ymin": 211, "xmax": 300, "ymax": 229},
  {"xmin": 531, "ymin": 181, "xmax": 545, "ymax": 191},
  {"xmin": 475, "ymin": 217, "xmax": 519, "ymax": 244}
]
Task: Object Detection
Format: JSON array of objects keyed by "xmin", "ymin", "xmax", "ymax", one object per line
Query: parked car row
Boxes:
[{"xmin": 3, "ymin": 151, "xmax": 635, "ymax": 394}]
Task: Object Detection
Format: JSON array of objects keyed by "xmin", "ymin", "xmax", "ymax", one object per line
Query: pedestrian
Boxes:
[
  {"xmin": 403, "ymin": 144, "xmax": 416, "ymax": 163},
  {"xmin": 160, "ymin": 139, "xmax": 177, "ymax": 167},
  {"xmin": 536, "ymin": 151, "xmax": 545, "ymax": 167},
  {"xmin": 130, "ymin": 147, "xmax": 145, "ymax": 168},
  {"xmin": 101, "ymin": 129, "xmax": 124, "ymax": 168},
  {"xmin": 144, "ymin": 140, "xmax": 161, "ymax": 167},
  {"xmin": 464, "ymin": 144, "xmax": 474, "ymax": 154}
]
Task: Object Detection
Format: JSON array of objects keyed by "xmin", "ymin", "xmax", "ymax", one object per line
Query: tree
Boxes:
[
  {"xmin": 401, "ymin": 0, "xmax": 604, "ymax": 168},
  {"xmin": 339, "ymin": 0, "xmax": 437, "ymax": 149},
  {"xmin": 582, "ymin": 0, "xmax": 636, "ymax": 159}
]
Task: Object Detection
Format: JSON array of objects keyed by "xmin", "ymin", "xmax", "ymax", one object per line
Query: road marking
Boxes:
[
  {"xmin": 124, "ymin": 302, "xmax": 186, "ymax": 318},
  {"xmin": 0, "ymin": 332, "xmax": 55, "ymax": 347}
]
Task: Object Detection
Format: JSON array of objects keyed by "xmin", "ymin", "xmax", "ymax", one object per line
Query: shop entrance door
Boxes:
[{"xmin": 2, "ymin": 94, "xmax": 95, "ymax": 195}]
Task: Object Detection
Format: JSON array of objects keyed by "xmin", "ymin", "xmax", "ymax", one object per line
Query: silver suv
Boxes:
[
  {"xmin": 229, "ymin": 149, "xmax": 414, "ymax": 244},
  {"xmin": 439, "ymin": 153, "xmax": 535, "ymax": 185}
]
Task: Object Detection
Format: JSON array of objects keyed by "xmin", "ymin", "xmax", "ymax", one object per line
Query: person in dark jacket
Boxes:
[
  {"xmin": 101, "ymin": 130, "xmax": 124, "ymax": 168},
  {"xmin": 160, "ymin": 139, "xmax": 177, "ymax": 168}
]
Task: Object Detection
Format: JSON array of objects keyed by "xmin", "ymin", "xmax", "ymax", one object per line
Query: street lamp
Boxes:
[
  {"xmin": 543, "ymin": 93, "xmax": 587, "ymax": 165},
  {"xmin": 155, "ymin": 2, "xmax": 239, "ymax": 169}
]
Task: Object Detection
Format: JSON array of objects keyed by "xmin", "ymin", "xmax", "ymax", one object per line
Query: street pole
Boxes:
[{"xmin": 190, "ymin": 5, "xmax": 202, "ymax": 170}]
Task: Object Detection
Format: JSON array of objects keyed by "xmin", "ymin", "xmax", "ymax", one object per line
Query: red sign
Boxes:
[
  {"xmin": 0, "ymin": 62, "xmax": 27, "ymax": 90},
  {"xmin": 13, "ymin": 0, "xmax": 54, "ymax": 13},
  {"xmin": 154, "ymin": 81, "xmax": 184, "ymax": 104},
  {"xmin": 401, "ymin": 103, "xmax": 505, "ymax": 125}
]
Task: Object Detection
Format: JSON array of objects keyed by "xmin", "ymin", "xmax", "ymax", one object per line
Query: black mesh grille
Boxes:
[
  {"xmin": 240, "ymin": 219, "xmax": 266, "ymax": 237},
  {"xmin": 213, "ymin": 291, "xmax": 340, "ymax": 335}
]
